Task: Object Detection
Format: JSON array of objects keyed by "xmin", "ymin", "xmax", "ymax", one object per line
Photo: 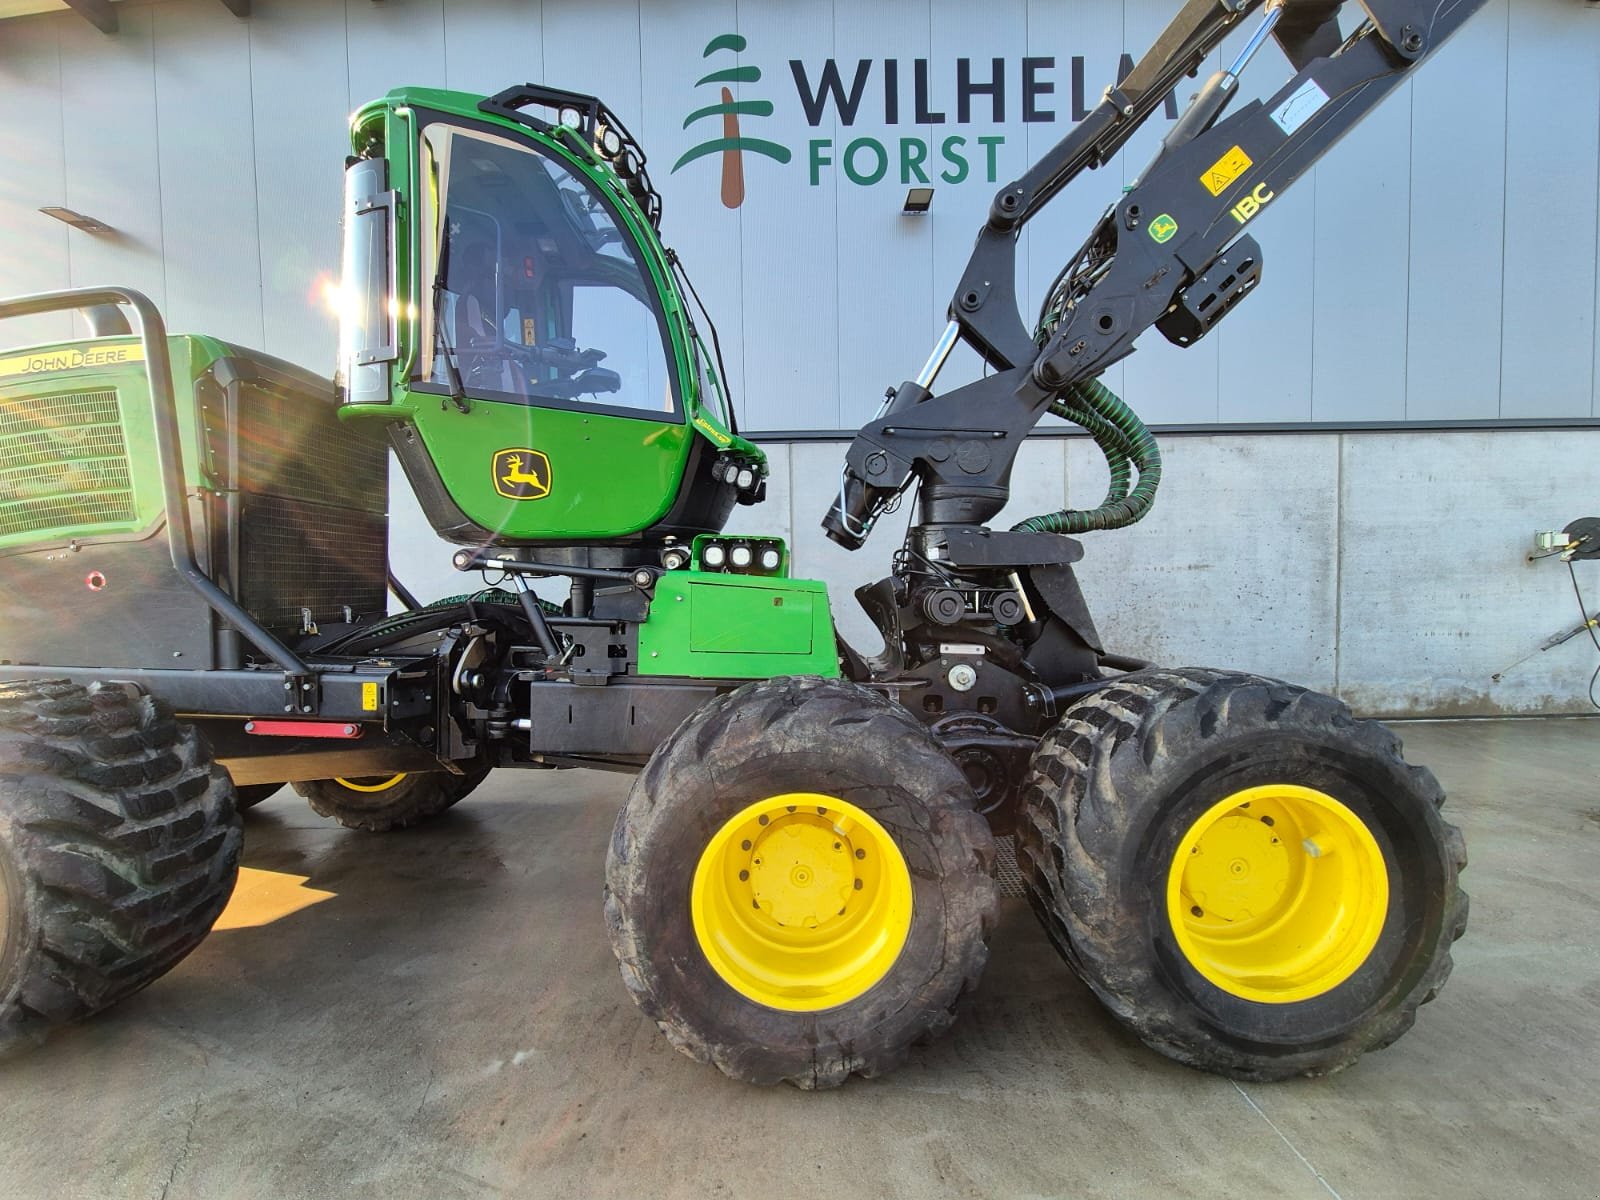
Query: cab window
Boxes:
[{"xmin": 418, "ymin": 123, "xmax": 676, "ymax": 417}]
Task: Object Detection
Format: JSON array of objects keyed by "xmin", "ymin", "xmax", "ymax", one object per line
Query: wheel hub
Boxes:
[
  {"xmin": 1166, "ymin": 784, "xmax": 1390, "ymax": 1004},
  {"xmin": 691, "ymin": 793, "xmax": 913, "ymax": 1012},
  {"xmin": 746, "ymin": 822, "xmax": 854, "ymax": 928},
  {"xmin": 1183, "ymin": 812, "xmax": 1291, "ymax": 922}
]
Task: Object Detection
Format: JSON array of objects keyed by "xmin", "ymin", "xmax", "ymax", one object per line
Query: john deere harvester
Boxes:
[{"xmin": 2, "ymin": 0, "xmax": 1475, "ymax": 1086}]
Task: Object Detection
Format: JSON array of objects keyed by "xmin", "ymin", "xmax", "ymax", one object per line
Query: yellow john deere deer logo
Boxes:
[{"xmin": 493, "ymin": 448, "xmax": 552, "ymax": 500}]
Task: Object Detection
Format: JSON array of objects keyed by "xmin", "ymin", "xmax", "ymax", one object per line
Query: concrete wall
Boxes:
[{"xmin": 384, "ymin": 428, "xmax": 1600, "ymax": 719}]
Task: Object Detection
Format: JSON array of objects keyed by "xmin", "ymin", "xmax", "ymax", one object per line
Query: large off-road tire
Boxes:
[
  {"xmin": 293, "ymin": 767, "xmax": 491, "ymax": 833},
  {"xmin": 606, "ymin": 676, "xmax": 998, "ymax": 1089},
  {"xmin": 1017, "ymin": 668, "xmax": 1468, "ymax": 1081},
  {"xmin": 0, "ymin": 679, "xmax": 241, "ymax": 1056},
  {"xmin": 233, "ymin": 783, "xmax": 281, "ymax": 810}
]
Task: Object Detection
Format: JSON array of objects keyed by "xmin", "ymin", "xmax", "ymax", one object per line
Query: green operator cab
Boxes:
[{"xmin": 334, "ymin": 84, "xmax": 764, "ymax": 550}]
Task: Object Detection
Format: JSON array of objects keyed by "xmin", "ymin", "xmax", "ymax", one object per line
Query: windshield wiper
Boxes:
[{"xmin": 431, "ymin": 273, "xmax": 471, "ymax": 413}]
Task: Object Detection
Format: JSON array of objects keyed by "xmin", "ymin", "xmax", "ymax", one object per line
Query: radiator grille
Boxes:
[
  {"xmin": 239, "ymin": 495, "xmax": 388, "ymax": 632},
  {"xmin": 238, "ymin": 390, "xmax": 387, "ymax": 513},
  {"xmin": 0, "ymin": 388, "xmax": 136, "ymax": 539}
]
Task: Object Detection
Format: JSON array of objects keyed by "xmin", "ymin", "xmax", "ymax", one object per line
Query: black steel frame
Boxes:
[{"xmin": 823, "ymin": 0, "xmax": 1493, "ymax": 551}]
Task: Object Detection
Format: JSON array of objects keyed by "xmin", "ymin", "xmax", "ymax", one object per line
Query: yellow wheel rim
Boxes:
[
  {"xmin": 332, "ymin": 772, "xmax": 408, "ymax": 793},
  {"xmin": 691, "ymin": 793, "xmax": 913, "ymax": 1012},
  {"xmin": 1166, "ymin": 784, "xmax": 1389, "ymax": 1004}
]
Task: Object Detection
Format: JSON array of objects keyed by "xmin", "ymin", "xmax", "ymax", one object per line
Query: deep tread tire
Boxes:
[
  {"xmin": 233, "ymin": 783, "xmax": 281, "ymax": 810},
  {"xmin": 1017, "ymin": 668, "xmax": 1468, "ymax": 1081},
  {"xmin": 293, "ymin": 767, "xmax": 490, "ymax": 832},
  {"xmin": 605, "ymin": 676, "xmax": 999, "ymax": 1089},
  {"xmin": 0, "ymin": 679, "xmax": 242, "ymax": 1056}
]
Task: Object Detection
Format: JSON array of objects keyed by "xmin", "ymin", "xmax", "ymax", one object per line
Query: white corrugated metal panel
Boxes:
[
  {"xmin": 1404, "ymin": 0, "xmax": 1507, "ymax": 422},
  {"xmin": 1500, "ymin": 0, "xmax": 1598, "ymax": 419},
  {"xmin": 56, "ymin": 7, "xmax": 167, "ymax": 315},
  {"xmin": 153, "ymin": 1, "xmax": 264, "ymax": 351},
  {"xmin": 0, "ymin": 16, "xmax": 73, "ymax": 347},
  {"xmin": 247, "ymin": 0, "xmax": 350, "ymax": 370},
  {"xmin": 0, "ymin": 0, "xmax": 1596, "ymax": 427},
  {"xmin": 442, "ymin": 0, "xmax": 546, "ymax": 96}
]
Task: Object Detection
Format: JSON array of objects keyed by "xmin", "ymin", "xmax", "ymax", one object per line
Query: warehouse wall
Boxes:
[
  {"xmin": 385, "ymin": 427, "xmax": 1600, "ymax": 718},
  {"xmin": 3, "ymin": 0, "xmax": 1599, "ymax": 428},
  {"xmin": 3, "ymin": 0, "xmax": 1599, "ymax": 715}
]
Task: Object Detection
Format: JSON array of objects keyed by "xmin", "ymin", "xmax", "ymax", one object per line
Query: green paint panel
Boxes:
[
  {"xmin": 690, "ymin": 583, "xmax": 813, "ymax": 654},
  {"xmin": 639, "ymin": 569, "xmax": 839, "ymax": 680},
  {"xmin": 410, "ymin": 400, "xmax": 692, "ymax": 540}
]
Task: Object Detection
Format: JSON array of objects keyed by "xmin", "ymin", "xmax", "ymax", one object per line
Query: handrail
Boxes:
[{"xmin": 0, "ymin": 287, "xmax": 313, "ymax": 682}]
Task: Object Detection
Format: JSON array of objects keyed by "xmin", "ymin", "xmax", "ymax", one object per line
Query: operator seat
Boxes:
[{"xmin": 451, "ymin": 241, "xmax": 529, "ymax": 399}]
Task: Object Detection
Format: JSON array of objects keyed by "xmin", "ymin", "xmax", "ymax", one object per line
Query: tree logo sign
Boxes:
[
  {"xmin": 672, "ymin": 35, "xmax": 1182, "ymax": 207},
  {"xmin": 672, "ymin": 33, "xmax": 792, "ymax": 209}
]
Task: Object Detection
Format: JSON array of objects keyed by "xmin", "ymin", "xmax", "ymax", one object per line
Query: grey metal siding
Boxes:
[
  {"xmin": 0, "ymin": 16, "xmax": 72, "ymax": 349},
  {"xmin": 0, "ymin": 0, "xmax": 1596, "ymax": 430}
]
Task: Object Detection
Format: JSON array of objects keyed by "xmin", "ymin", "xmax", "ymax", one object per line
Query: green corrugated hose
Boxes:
[{"xmin": 1012, "ymin": 377, "xmax": 1162, "ymax": 534}]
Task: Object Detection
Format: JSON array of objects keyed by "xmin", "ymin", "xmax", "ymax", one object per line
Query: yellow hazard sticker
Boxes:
[
  {"xmin": 0, "ymin": 342, "xmax": 144, "ymax": 379},
  {"xmin": 361, "ymin": 682, "xmax": 379, "ymax": 712},
  {"xmin": 692, "ymin": 416, "xmax": 733, "ymax": 447},
  {"xmin": 1201, "ymin": 146, "xmax": 1254, "ymax": 197}
]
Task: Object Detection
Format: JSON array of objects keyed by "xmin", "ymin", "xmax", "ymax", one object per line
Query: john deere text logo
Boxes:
[
  {"xmin": 672, "ymin": 33, "xmax": 792, "ymax": 208},
  {"xmin": 493, "ymin": 448, "xmax": 551, "ymax": 501},
  {"xmin": 0, "ymin": 343, "xmax": 144, "ymax": 379},
  {"xmin": 1148, "ymin": 214, "xmax": 1179, "ymax": 244}
]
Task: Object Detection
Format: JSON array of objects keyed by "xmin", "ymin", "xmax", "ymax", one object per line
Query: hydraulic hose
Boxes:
[
  {"xmin": 1012, "ymin": 377, "xmax": 1162, "ymax": 535},
  {"xmin": 1055, "ymin": 395, "xmax": 1135, "ymax": 507},
  {"xmin": 318, "ymin": 588, "xmax": 562, "ymax": 655}
]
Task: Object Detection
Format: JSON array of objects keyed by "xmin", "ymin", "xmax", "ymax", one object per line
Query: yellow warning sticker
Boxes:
[
  {"xmin": 692, "ymin": 416, "xmax": 733, "ymax": 447},
  {"xmin": 361, "ymin": 682, "xmax": 380, "ymax": 712},
  {"xmin": 1201, "ymin": 146, "xmax": 1254, "ymax": 197},
  {"xmin": 0, "ymin": 342, "xmax": 144, "ymax": 379}
]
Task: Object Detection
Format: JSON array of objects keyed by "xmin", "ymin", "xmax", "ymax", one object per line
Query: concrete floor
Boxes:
[{"xmin": 1, "ymin": 718, "xmax": 1596, "ymax": 1199}]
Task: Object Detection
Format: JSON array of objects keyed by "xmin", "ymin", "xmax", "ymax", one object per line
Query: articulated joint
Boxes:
[
  {"xmin": 1393, "ymin": 23, "xmax": 1427, "ymax": 58},
  {"xmin": 1367, "ymin": 1, "xmax": 1434, "ymax": 61},
  {"xmin": 988, "ymin": 184, "xmax": 1027, "ymax": 231}
]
